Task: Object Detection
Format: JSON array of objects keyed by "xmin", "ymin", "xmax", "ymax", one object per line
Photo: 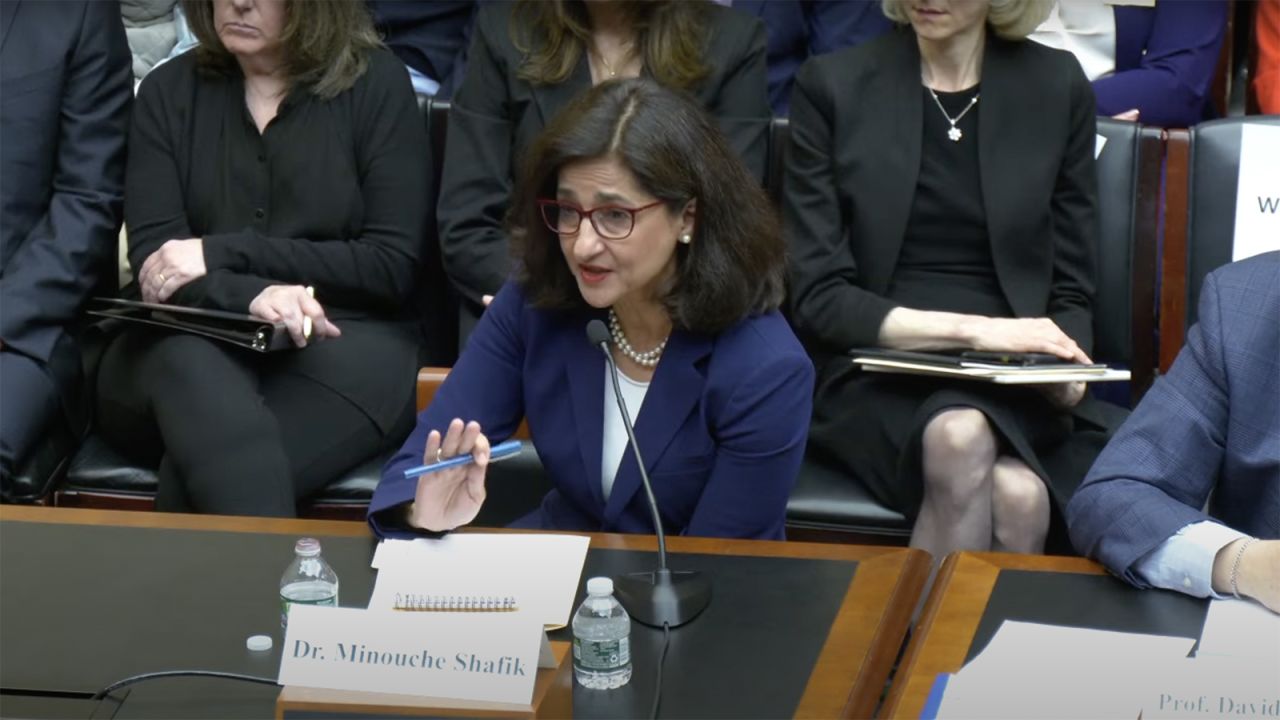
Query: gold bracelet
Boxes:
[{"xmin": 1230, "ymin": 537, "xmax": 1259, "ymax": 599}]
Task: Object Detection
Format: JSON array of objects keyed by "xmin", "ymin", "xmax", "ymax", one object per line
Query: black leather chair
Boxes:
[
  {"xmin": 2, "ymin": 419, "xmax": 77, "ymax": 505},
  {"xmin": 1160, "ymin": 116, "xmax": 1280, "ymax": 371},
  {"xmin": 782, "ymin": 118, "xmax": 1164, "ymax": 544},
  {"xmin": 1092, "ymin": 117, "xmax": 1163, "ymax": 403}
]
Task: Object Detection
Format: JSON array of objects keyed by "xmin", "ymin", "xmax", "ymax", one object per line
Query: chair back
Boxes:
[
  {"xmin": 1160, "ymin": 116, "xmax": 1280, "ymax": 370},
  {"xmin": 766, "ymin": 116, "xmax": 789, "ymax": 205},
  {"xmin": 415, "ymin": 98, "xmax": 459, "ymax": 366},
  {"xmin": 1093, "ymin": 118, "xmax": 1162, "ymax": 401}
]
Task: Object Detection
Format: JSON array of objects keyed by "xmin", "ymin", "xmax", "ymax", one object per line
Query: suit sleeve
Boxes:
[
  {"xmin": 1047, "ymin": 62, "xmax": 1098, "ymax": 355},
  {"xmin": 436, "ymin": 12, "xmax": 514, "ymax": 312},
  {"xmin": 1067, "ymin": 270, "xmax": 1230, "ymax": 586},
  {"xmin": 198, "ymin": 57, "xmax": 427, "ymax": 314},
  {"xmin": 784, "ymin": 60, "xmax": 898, "ymax": 350},
  {"xmin": 706, "ymin": 12, "xmax": 771, "ymax": 185},
  {"xmin": 369, "ymin": 282, "xmax": 528, "ymax": 538},
  {"xmin": 0, "ymin": 4, "xmax": 131, "ymax": 362},
  {"xmin": 1092, "ymin": 2, "xmax": 1227, "ymax": 128},
  {"xmin": 686, "ymin": 350, "xmax": 814, "ymax": 539}
]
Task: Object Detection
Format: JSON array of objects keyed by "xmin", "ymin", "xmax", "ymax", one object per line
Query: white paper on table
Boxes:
[
  {"xmin": 1231, "ymin": 123, "xmax": 1280, "ymax": 262},
  {"xmin": 1096, "ymin": 133, "xmax": 1108, "ymax": 159},
  {"xmin": 1196, "ymin": 598, "xmax": 1280, "ymax": 665},
  {"xmin": 368, "ymin": 534, "xmax": 591, "ymax": 628},
  {"xmin": 935, "ymin": 621, "xmax": 1197, "ymax": 719}
]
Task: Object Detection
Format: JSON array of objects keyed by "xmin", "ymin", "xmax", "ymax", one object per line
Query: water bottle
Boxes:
[
  {"xmin": 279, "ymin": 537, "xmax": 339, "ymax": 630},
  {"xmin": 571, "ymin": 577, "xmax": 632, "ymax": 689}
]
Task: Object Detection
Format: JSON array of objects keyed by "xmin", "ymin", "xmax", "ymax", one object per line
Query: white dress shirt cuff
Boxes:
[{"xmin": 1133, "ymin": 521, "xmax": 1248, "ymax": 598}]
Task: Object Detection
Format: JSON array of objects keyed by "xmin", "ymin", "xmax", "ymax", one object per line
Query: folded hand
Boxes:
[{"xmin": 139, "ymin": 239, "xmax": 207, "ymax": 303}]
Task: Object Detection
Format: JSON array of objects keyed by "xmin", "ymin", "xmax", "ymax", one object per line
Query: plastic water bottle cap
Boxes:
[
  {"xmin": 246, "ymin": 634, "xmax": 273, "ymax": 652},
  {"xmin": 586, "ymin": 577, "xmax": 613, "ymax": 596}
]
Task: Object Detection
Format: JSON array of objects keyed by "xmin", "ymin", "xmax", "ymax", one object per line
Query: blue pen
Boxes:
[{"xmin": 402, "ymin": 439, "xmax": 524, "ymax": 479}]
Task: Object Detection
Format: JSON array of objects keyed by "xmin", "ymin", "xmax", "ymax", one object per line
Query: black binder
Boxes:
[{"xmin": 88, "ymin": 298, "xmax": 295, "ymax": 353}]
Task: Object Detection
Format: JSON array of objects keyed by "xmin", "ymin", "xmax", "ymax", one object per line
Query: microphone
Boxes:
[{"xmin": 586, "ymin": 319, "xmax": 711, "ymax": 628}]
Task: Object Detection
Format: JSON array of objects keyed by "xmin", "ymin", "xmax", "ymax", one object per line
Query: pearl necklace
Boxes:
[{"xmin": 608, "ymin": 308, "xmax": 667, "ymax": 368}]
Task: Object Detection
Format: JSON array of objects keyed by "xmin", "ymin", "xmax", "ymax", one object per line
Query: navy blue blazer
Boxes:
[
  {"xmin": 1068, "ymin": 252, "xmax": 1280, "ymax": 586},
  {"xmin": 730, "ymin": 0, "xmax": 890, "ymax": 115},
  {"xmin": 0, "ymin": 0, "xmax": 131, "ymax": 420},
  {"xmin": 1102, "ymin": 1, "xmax": 1228, "ymax": 127},
  {"xmin": 370, "ymin": 283, "xmax": 815, "ymax": 540}
]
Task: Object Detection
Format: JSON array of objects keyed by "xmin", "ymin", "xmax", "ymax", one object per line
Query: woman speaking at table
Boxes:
[{"xmin": 370, "ymin": 79, "xmax": 814, "ymax": 540}]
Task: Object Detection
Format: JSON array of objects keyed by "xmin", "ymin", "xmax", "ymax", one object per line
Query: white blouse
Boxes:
[
  {"xmin": 601, "ymin": 365, "xmax": 651, "ymax": 501},
  {"xmin": 1030, "ymin": 1, "xmax": 1118, "ymax": 82}
]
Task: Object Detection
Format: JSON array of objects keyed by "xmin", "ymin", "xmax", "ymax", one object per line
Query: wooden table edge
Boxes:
[
  {"xmin": 0, "ymin": 506, "xmax": 911, "ymax": 563},
  {"xmin": 879, "ymin": 552, "xmax": 1107, "ymax": 718}
]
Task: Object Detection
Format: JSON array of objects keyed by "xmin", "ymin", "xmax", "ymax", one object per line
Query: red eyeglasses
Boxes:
[{"xmin": 537, "ymin": 199, "xmax": 666, "ymax": 240}]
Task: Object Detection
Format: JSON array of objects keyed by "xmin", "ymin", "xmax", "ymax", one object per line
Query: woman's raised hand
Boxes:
[{"xmin": 407, "ymin": 419, "xmax": 491, "ymax": 532}]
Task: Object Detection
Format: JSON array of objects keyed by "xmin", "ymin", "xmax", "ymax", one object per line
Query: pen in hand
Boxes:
[
  {"xmin": 402, "ymin": 439, "xmax": 524, "ymax": 479},
  {"xmin": 302, "ymin": 286, "xmax": 314, "ymax": 340}
]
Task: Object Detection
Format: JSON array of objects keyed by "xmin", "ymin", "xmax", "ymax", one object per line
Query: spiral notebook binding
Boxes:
[{"xmin": 393, "ymin": 593, "xmax": 519, "ymax": 612}]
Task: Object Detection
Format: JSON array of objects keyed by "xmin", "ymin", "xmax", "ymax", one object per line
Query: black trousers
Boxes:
[
  {"xmin": 96, "ymin": 330, "xmax": 410, "ymax": 517},
  {"xmin": 0, "ymin": 350, "xmax": 60, "ymax": 482}
]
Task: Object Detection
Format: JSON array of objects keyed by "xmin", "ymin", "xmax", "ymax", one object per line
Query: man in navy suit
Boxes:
[
  {"xmin": 0, "ymin": 1, "xmax": 131, "ymax": 487},
  {"xmin": 1068, "ymin": 252, "xmax": 1279, "ymax": 613}
]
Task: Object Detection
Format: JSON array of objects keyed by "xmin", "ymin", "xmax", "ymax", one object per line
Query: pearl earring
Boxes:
[{"xmin": 679, "ymin": 234, "xmax": 692, "ymax": 245}]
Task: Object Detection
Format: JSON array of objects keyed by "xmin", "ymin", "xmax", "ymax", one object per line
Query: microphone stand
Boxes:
[{"xmin": 588, "ymin": 320, "xmax": 711, "ymax": 628}]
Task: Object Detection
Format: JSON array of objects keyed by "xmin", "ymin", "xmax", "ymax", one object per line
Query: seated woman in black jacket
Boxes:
[
  {"xmin": 785, "ymin": 0, "xmax": 1122, "ymax": 561},
  {"xmin": 96, "ymin": 0, "xmax": 427, "ymax": 515}
]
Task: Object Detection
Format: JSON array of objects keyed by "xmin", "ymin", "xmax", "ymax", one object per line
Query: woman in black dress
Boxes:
[{"xmin": 785, "ymin": 0, "xmax": 1120, "ymax": 560}]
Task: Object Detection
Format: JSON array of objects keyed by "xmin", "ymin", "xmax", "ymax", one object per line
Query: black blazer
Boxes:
[
  {"xmin": 784, "ymin": 29, "xmax": 1099, "ymax": 358},
  {"xmin": 0, "ymin": 0, "xmax": 131, "ymax": 420},
  {"xmin": 438, "ymin": 0, "xmax": 771, "ymax": 317}
]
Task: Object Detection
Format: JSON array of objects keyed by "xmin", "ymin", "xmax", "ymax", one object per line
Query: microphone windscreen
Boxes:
[{"xmin": 586, "ymin": 319, "xmax": 611, "ymax": 347}]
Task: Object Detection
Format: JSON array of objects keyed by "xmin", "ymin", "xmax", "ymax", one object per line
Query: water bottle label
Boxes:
[
  {"xmin": 573, "ymin": 636, "xmax": 630, "ymax": 671},
  {"xmin": 280, "ymin": 593, "xmax": 338, "ymax": 628}
]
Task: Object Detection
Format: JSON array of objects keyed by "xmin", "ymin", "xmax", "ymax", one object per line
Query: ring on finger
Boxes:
[
  {"xmin": 158, "ymin": 273, "xmax": 166, "ymax": 284},
  {"xmin": 435, "ymin": 447, "xmax": 444, "ymax": 464}
]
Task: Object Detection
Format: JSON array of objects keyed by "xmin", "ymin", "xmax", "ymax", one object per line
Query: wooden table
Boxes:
[
  {"xmin": 881, "ymin": 551, "xmax": 1210, "ymax": 719},
  {"xmin": 0, "ymin": 506, "xmax": 930, "ymax": 719}
]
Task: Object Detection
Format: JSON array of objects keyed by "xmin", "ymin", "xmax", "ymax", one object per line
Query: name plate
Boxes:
[
  {"xmin": 1232, "ymin": 123, "xmax": 1280, "ymax": 262},
  {"xmin": 279, "ymin": 605, "xmax": 543, "ymax": 705}
]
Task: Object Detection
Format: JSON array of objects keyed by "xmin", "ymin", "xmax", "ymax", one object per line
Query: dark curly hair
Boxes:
[{"xmin": 508, "ymin": 78, "xmax": 785, "ymax": 335}]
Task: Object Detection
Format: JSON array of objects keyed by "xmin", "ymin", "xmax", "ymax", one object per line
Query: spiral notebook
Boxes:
[{"xmin": 369, "ymin": 534, "xmax": 591, "ymax": 628}]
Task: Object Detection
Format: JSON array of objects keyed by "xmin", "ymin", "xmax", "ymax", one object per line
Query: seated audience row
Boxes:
[{"xmin": 2, "ymin": 1, "xmax": 1273, "ymax": 618}]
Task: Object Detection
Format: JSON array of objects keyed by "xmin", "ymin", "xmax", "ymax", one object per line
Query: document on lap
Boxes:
[
  {"xmin": 847, "ymin": 348, "xmax": 1131, "ymax": 385},
  {"xmin": 369, "ymin": 534, "xmax": 591, "ymax": 629}
]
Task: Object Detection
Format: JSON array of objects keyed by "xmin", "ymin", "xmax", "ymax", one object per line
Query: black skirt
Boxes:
[{"xmin": 809, "ymin": 359, "xmax": 1126, "ymax": 550}]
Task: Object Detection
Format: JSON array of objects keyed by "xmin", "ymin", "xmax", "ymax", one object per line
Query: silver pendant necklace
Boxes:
[
  {"xmin": 928, "ymin": 88, "xmax": 979, "ymax": 142},
  {"xmin": 607, "ymin": 308, "xmax": 667, "ymax": 368}
]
